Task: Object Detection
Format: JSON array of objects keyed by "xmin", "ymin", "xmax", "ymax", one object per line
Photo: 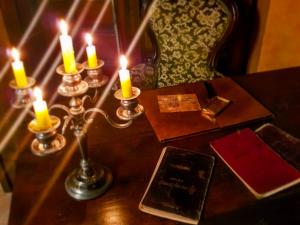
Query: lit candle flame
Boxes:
[
  {"xmin": 32, "ymin": 87, "xmax": 52, "ymax": 130},
  {"xmin": 59, "ymin": 19, "xmax": 68, "ymax": 35},
  {"xmin": 11, "ymin": 48, "xmax": 20, "ymax": 61},
  {"xmin": 120, "ymin": 55, "xmax": 127, "ymax": 70},
  {"xmin": 85, "ymin": 33, "xmax": 93, "ymax": 46},
  {"xmin": 33, "ymin": 87, "xmax": 43, "ymax": 101}
]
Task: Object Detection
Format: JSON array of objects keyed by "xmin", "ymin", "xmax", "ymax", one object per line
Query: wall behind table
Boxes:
[
  {"xmin": 248, "ymin": 0, "xmax": 300, "ymax": 73},
  {"xmin": 0, "ymin": 0, "xmax": 120, "ymax": 77}
]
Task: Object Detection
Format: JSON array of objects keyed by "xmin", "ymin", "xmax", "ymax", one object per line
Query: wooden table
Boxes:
[{"xmin": 8, "ymin": 67, "xmax": 300, "ymax": 225}]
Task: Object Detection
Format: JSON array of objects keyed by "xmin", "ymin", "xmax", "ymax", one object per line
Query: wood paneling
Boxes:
[
  {"xmin": 113, "ymin": 0, "xmax": 142, "ymax": 65},
  {"xmin": 0, "ymin": 0, "xmax": 22, "ymax": 44},
  {"xmin": 0, "ymin": 0, "xmax": 124, "ymax": 75}
]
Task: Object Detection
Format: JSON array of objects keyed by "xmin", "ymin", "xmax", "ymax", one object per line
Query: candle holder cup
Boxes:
[
  {"xmin": 114, "ymin": 87, "xmax": 144, "ymax": 121},
  {"xmin": 27, "ymin": 115, "xmax": 66, "ymax": 156},
  {"xmin": 9, "ymin": 77, "xmax": 36, "ymax": 108},
  {"xmin": 56, "ymin": 64, "xmax": 88, "ymax": 97},
  {"xmin": 83, "ymin": 59, "xmax": 108, "ymax": 88}
]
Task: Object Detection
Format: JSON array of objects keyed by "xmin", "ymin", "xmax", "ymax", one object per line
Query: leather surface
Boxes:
[{"xmin": 138, "ymin": 77, "xmax": 272, "ymax": 141}]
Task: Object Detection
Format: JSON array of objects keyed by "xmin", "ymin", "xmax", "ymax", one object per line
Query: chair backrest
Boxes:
[{"xmin": 142, "ymin": 0, "xmax": 238, "ymax": 88}]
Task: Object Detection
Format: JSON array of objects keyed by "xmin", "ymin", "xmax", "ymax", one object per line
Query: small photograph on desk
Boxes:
[{"xmin": 157, "ymin": 94, "xmax": 201, "ymax": 113}]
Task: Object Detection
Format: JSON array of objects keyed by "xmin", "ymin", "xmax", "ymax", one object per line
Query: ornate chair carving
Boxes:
[{"xmin": 131, "ymin": 0, "xmax": 239, "ymax": 88}]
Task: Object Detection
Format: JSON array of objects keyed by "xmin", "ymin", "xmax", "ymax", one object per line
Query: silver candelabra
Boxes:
[{"xmin": 11, "ymin": 58, "xmax": 144, "ymax": 200}]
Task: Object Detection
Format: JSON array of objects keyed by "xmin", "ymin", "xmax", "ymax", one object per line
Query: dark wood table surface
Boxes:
[{"xmin": 8, "ymin": 67, "xmax": 300, "ymax": 225}]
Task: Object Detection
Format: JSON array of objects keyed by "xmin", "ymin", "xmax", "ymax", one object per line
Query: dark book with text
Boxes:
[{"xmin": 139, "ymin": 146, "xmax": 214, "ymax": 224}]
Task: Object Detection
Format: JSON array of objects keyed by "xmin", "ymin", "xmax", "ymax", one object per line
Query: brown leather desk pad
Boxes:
[{"xmin": 138, "ymin": 77, "xmax": 272, "ymax": 142}]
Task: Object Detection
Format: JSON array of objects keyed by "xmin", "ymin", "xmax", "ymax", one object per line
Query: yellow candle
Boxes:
[
  {"xmin": 58, "ymin": 20, "xmax": 77, "ymax": 73},
  {"xmin": 33, "ymin": 88, "xmax": 52, "ymax": 130},
  {"xmin": 85, "ymin": 33, "xmax": 98, "ymax": 68},
  {"xmin": 11, "ymin": 48, "xmax": 28, "ymax": 88},
  {"xmin": 119, "ymin": 55, "xmax": 132, "ymax": 98}
]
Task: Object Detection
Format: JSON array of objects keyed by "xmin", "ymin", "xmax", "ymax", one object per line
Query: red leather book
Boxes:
[{"xmin": 210, "ymin": 128, "xmax": 300, "ymax": 199}]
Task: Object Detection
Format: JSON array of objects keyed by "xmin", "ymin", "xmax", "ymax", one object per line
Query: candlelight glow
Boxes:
[
  {"xmin": 33, "ymin": 87, "xmax": 43, "ymax": 101},
  {"xmin": 85, "ymin": 33, "xmax": 98, "ymax": 68},
  {"xmin": 85, "ymin": 33, "xmax": 93, "ymax": 46},
  {"xmin": 11, "ymin": 48, "xmax": 20, "ymax": 61},
  {"xmin": 58, "ymin": 19, "xmax": 77, "ymax": 73},
  {"xmin": 10, "ymin": 47, "xmax": 28, "ymax": 88},
  {"xmin": 32, "ymin": 87, "xmax": 52, "ymax": 130},
  {"xmin": 120, "ymin": 55, "xmax": 127, "ymax": 70},
  {"xmin": 59, "ymin": 20, "xmax": 68, "ymax": 35},
  {"xmin": 119, "ymin": 55, "xmax": 132, "ymax": 98}
]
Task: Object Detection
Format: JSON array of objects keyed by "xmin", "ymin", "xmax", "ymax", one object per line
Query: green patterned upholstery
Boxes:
[{"xmin": 149, "ymin": 0, "xmax": 233, "ymax": 87}]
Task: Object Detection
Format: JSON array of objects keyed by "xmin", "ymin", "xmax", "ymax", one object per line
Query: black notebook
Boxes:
[{"xmin": 139, "ymin": 146, "xmax": 215, "ymax": 224}]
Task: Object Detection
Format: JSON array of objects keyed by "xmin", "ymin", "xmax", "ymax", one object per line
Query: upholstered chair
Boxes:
[{"xmin": 131, "ymin": 0, "xmax": 238, "ymax": 88}]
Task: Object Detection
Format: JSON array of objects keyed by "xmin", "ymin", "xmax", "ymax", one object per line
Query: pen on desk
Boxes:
[{"xmin": 204, "ymin": 81, "xmax": 217, "ymax": 98}]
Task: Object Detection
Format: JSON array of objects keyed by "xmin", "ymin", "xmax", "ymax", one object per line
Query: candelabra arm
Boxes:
[
  {"xmin": 82, "ymin": 95, "xmax": 92, "ymax": 107},
  {"xmin": 49, "ymin": 104, "xmax": 71, "ymax": 116},
  {"xmin": 62, "ymin": 116, "xmax": 72, "ymax": 135},
  {"xmin": 81, "ymin": 89, "xmax": 98, "ymax": 106},
  {"xmin": 84, "ymin": 108, "xmax": 132, "ymax": 129},
  {"xmin": 49, "ymin": 104, "xmax": 72, "ymax": 135}
]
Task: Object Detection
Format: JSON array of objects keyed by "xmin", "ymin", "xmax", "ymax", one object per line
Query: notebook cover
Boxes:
[
  {"xmin": 139, "ymin": 146, "xmax": 214, "ymax": 224},
  {"xmin": 210, "ymin": 128, "xmax": 300, "ymax": 199},
  {"xmin": 138, "ymin": 77, "xmax": 272, "ymax": 142},
  {"xmin": 255, "ymin": 123, "xmax": 300, "ymax": 171}
]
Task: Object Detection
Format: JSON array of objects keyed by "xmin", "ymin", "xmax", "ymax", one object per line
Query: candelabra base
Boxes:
[{"xmin": 65, "ymin": 162, "xmax": 113, "ymax": 200}]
